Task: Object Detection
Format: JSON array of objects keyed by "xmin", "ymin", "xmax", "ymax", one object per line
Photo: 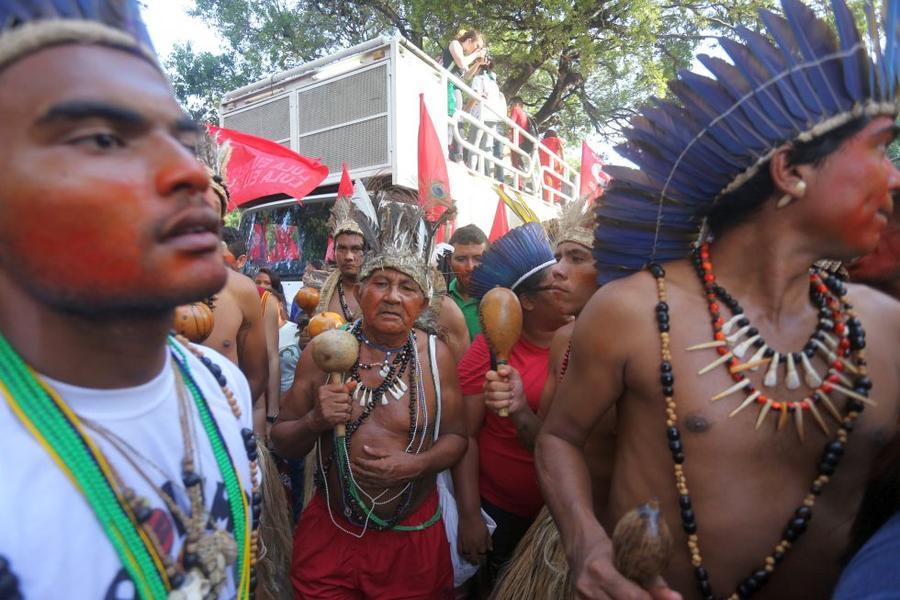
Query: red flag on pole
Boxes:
[
  {"xmin": 579, "ymin": 141, "xmax": 611, "ymax": 202},
  {"xmin": 489, "ymin": 198, "xmax": 510, "ymax": 242},
  {"xmin": 208, "ymin": 125, "xmax": 328, "ymax": 210},
  {"xmin": 418, "ymin": 94, "xmax": 452, "ymax": 221},
  {"xmin": 337, "ymin": 162, "xmax": 353, "ymax": 200}
]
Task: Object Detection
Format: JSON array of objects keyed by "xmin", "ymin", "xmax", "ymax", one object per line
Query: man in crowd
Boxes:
[
  {"xmin": 453, "ymin": 222, "xmax": 569, "ymax": 597},
  {"xmin": 201, "ymin": 209, "xmax": 268, "ymax": 404},
  {"xmin": 0, "ymin": 4, "xmax": 257, "ymax": 598},
  {"xmin": 273, "ymin": 199, "xmax": 467, "ymax": 598},
  {"xmin": 537, "ymin": 4, "xmax": 900, "ymax": 599},
  {"xmin": 316, "ymin": 198, "xmax": 365, "ymax": 320},
  {"xmin": 448, "ymin": 224, "xmax": 489, "ymax": 340}
]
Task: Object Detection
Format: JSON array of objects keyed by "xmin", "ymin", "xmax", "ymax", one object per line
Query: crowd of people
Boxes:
[
  {"xmin": 442, "ymin": 29, "xmax": 567, "ymax": 199},
  {"xmin": 2, "ymin": 2, "xmax": 900, "ymax": 600}
]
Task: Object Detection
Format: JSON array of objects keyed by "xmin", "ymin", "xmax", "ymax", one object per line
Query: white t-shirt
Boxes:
[
  {"xmin": 0, "ymin": 343, "xmax": 253, "ymax": 599},
  {"xmin": 470, "ymin": 72, "xmax": 505, "ymax": 123}
]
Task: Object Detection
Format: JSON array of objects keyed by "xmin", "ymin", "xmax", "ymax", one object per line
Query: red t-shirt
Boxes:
[{"xmin": 458, "ymin": 334, "xmax": 550, "ymax": 518}]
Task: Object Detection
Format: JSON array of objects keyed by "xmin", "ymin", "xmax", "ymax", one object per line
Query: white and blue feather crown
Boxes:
[
  {"xmin": 596, "ymin": 0, "xmax": 899, "ymax": 285},
  {"xmin": 469, "ymin": 222, "xmax": 556, "ymax": 299}
]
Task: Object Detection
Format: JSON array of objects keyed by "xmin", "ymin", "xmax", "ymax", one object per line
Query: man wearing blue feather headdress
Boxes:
[
  {"xmin": 0, "ymin": 2, "xmax": 260, "ymax": 599},
  {"xmin": 537, "ymin": 1, "xmax": 900, "ymax": 599}
]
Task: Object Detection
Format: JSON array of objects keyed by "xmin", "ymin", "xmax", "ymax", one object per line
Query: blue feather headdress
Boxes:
[
  {"xmin": 0, "ymin": 0, "xmax": 158, "ymax": 71},
  {"xmin": 469, "ymin": 222, "xmax": 556, "ymax": 300},
  {"xmin": 596, "ymin": 0, "xmax": 899, "ymax": 283}
]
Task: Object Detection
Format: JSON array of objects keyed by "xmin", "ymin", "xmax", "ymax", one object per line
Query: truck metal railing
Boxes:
[{"xmin": 394, "ymin": 37, "xmax": 577, "ymax": 210}]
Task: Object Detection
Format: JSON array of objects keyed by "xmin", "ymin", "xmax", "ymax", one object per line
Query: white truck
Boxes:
[{"xmin": 220, "ymin": 34, "xmax": 577, "ymax": 299}]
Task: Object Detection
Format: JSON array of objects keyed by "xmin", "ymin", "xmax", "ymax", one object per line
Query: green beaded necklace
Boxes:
[{"xmin": 0, "ymin": 333, "xmax": 252, "ymax": 598}]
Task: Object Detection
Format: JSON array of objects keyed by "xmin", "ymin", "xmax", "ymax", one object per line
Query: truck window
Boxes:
[{"xmin": 237, "ymin": 199, "xmax": 332, "ymax": 281}]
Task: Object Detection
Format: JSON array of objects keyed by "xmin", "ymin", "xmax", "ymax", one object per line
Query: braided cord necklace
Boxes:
[
  {"xmin": 648, "ymin": 257, "xmax": 870, "ymax": 600},
  {"xmin": 0, "ymin": 331, "xmax": 260, "ymax": 598}
]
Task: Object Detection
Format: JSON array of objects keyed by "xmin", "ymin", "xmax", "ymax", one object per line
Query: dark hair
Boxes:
[
  {"xmin": 456, "ymin": 29, "xmax": 483, "ymax": 44},
  {"xmin": 450, "ymin": 224, "xmax": 488, "ymax": 247},
  {"xmin": 706, "ymin": 116, "xmax": 871, "ymax": 235},
  {"xmin": 514, "ymin": 264, "xmax": 552, "ymax": 297},
  {"xmin": 222, "ymin": 226, "xmax": 247, "ymax": 257},
  {"xmin": 544, "ymin": 129, "xmax": 558, "ymax": 138},
  {"xmin": 509, "ymin": 96, "xmax": 524, "ymax": 107},
  {"xmin": 309, "ymin": 259, "xmax": 326, "ymax": 270},
  {"xmin": 256, "ymin": 267, "xmax": 285, "ymax": 298}
]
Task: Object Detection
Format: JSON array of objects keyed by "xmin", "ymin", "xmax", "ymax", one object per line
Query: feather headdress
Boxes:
[
  {"xmin": 554, "ymin": 197, "xmax": 595, "ymax": 249},
  {"xmin": 597, "ymin": 0, "xmax": 900, "ymax": 283},
  {"xmin": 0, "ymin": 1, "xmax": 159, "ymax": 71},
  {"xmin": 328, "ymin": 179, "xmax": 371, "ymax": 239},
  {"xmin": 201, "ymin": 133, "xmax": 233, "ymax": 216},
  {"xmin": 469, "ymin": 222, "xmax": 556, "ymax": 300},
  {"xmin": 352, "ymin": 182, "xmax": 455, "ymax": 300}
]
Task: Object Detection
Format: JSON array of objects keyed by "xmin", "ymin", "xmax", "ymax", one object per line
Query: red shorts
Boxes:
[{"xmin": 291, "ymin": 490, "xmax": 454, "ymax": 599}]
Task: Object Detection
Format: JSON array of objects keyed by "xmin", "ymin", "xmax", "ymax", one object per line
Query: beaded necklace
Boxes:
[
  {"xmin": 687, "ymin": 243, "xmax": 871, "ymax": 440},
  {"xmin": 316, "ymin": 326, "xmax": 439, "ymax": 532},
  {"xmin": 648, "ymin": 255, "xmax": 870, "ymax": 600},
  {"xmin": 0, "ymin": 332, "xmax": 260, "ymax": 598},
  {"xmin": 337, "ymin": 279, "xmax": 355, "ymax": 322}
]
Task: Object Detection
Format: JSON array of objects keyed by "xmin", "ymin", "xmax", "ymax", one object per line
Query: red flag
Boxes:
[
  {"xmin": 208, "ymin": 125, "xmax": 328, "ymax": 210},
  {"xmin": 489, "ymin": 198, "xmax": 509, "ymax": 242},
  {"xmin": 337, "ymin": 162, "xmax": 353, "ymax": 200},
  {"xmin": 579, "ymin": 141, "xmax": 611, "ymax": 202},
  {"xmin": 418, "ymin": 94, "xmax": 451, "ymax": 221}
]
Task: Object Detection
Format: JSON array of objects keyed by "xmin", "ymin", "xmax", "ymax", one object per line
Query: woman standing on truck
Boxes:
[{"xmin": 443, "ymin": 29, "xmax": 487, "ymax": 161}]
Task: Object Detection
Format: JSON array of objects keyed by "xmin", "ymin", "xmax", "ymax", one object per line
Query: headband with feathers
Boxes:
[
  {"xmin": 554, "ymin": 197, "xmax": 595, "ymax": 249},
  {"xmin": 0, "ymin": 1, "xmax": 159, "ymax": 71},
  {"xmin": 349, "ymin": 181, "xmax": 455, "ymax": 300},
  {"xmin": 597, "ymin": 0, "xmax": 900, "ymax": 284},
  {"xmin": 469, "ymin": 222, "xmax": 556, "ymax": 299}
]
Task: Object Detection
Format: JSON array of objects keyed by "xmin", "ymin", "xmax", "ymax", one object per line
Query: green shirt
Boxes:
[{"xmin": 449, "ymin": 278, "xmax": 481, "ymax": 340}]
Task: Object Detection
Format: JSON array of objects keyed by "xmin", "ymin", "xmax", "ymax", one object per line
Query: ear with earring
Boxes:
[{"xmin": 776, "ymin": 180, "xmax": 807, "ymax": 209}]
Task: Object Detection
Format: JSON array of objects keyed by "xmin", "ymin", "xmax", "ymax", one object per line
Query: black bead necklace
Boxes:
[
  {"xmin": 648, "ymin": 261, "xmax": 870, "ymax": 600},
  {"xmin": 337, "ymin": 280, "xmax": 355, "ymax": 322}
]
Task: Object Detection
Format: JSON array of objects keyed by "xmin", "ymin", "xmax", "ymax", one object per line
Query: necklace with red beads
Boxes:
[{"xmin": 648, "ymin": 245, "xmax": 872, "ymax": 600}]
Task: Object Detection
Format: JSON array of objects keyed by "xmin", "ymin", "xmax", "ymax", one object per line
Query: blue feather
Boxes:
[
  {"xmin": 831, "ymin": 0, "xmax": 867, "ymax": 102},
  {"xmin": 468, "ymin": 223, "xmax": 555, "ymax": 299}
]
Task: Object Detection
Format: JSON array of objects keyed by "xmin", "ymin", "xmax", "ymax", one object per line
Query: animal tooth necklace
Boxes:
[{"xmin": 648, "ymin": 256, "xmax": 871, "ymax": 600}]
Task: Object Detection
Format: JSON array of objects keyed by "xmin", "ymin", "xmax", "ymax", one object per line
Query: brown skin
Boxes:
[
  {"xmin": 324, "ymin": 232, "xmax": 364, "ymax": 318},
  {"xmin": 256, "ymin": 292, "xmax": 281, "ymax": 439},
  {"xmin": 537, "ymin": 118, "xmax": 900, "ymax": 600},
  {"xmin": 0, "ymin": 45, "xmax": 221, "ymax": 387},
  {"xmin": 437, "ymin": 294, "xmax": 471, "ymax": 361},
  {"xmin": 450, "ymin": 242, "xmax": 487, "ymax": 298},
  {"xmin": 272, "ymin": 268, "xmax": 467, "ymax": 522},
  {"xmin": 534, "ymin": 241, "xmax": 615, "ymax": 516},
  {"xmin": 453, "ymin": 270, "xmax": 570, "ymax": 564},
  {"xmin": 847, "ymin": 196, "xmax": 900, "ymax": 299},
  {"xmin": 201, "ymin": 189, "xmax": 268, "ymax": 400}
]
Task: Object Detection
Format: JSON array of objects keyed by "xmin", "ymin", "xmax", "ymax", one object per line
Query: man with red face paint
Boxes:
[
  {"xmin": 537, "ymin": 4, "xmax": 900, "ymax": 599},
  {"xmin": 273, "ymin": 199, "xmax": 467, "ymax": 599},
  {"xmin": 0, "ymin": 4, "xmax": 258, "ymax": 599},
  {"xmin": 847, "ymin": 192, "xmax": 900, "ymax": 300}
]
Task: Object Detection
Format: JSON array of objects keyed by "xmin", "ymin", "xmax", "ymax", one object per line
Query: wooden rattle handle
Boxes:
[
  {"xmin": 329, "ymin": 371, "xmax": 348, "ymax": 438},
  {"xmin": 496, "ymin": 358, "xmax": 510, "ymax": 417}
]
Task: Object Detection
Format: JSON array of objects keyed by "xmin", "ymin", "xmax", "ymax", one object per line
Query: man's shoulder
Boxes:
[
  {"xmin": 583, "ymin": 268, "xmax": 661, "ymax": 322},
  {"xmin": 846, "ymin": 281, "xmax": 900, "ymax": 316}
]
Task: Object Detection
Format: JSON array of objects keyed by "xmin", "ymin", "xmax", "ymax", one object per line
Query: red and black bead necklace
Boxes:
[{"xmin": 648, "ymin": 253, "xmax": 870, "ymax": 600}]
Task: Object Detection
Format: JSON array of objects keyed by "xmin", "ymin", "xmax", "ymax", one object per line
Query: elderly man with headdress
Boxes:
[
  {"xmin": 537, "ymin": 1, "xmax": 900, "ymax": 598},
  {"xmin": 451, "ymin": 222, "xmax": 570, "ymax": 595},
  {"xmin": 272, "ymin": 196, "xmax": 467, "ymax": 599},
  {"xmin": 0, "ymin": 3, "xmax": 260, "ymax": 598}
]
